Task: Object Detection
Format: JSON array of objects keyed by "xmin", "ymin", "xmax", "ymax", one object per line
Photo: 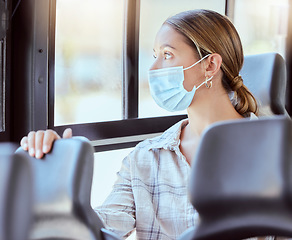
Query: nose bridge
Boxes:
[{"xmin": 149, "ymin": 58, "xmax": 161, "ymax": 71}]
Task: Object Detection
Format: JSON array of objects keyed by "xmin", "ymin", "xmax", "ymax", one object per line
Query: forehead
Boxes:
[{"xmin": 153, "ymin": 24, "xmax": 190, "ymax": 50}]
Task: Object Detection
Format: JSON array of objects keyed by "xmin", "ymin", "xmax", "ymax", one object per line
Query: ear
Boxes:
[{"xmin": 204, "ymin": 53, "xmax": 222, "ymax": 78}]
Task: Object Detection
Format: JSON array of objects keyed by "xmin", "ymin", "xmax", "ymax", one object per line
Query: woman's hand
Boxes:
[{"xmin": 20, "ymin": 128, "xmax": 72, "ymax": 159}]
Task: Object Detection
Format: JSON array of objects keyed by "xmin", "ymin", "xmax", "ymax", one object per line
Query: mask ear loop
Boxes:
[
  {"xmin": 196, "ymin": 76, "xmax": 213, "ymax": 90},
  {"xmin": 183, "ymin": 54, "xmax": 211, "ymax": 71},
  {"xmin": 185, "ymin": 54, "xmax": 213, "ymax": 90}
]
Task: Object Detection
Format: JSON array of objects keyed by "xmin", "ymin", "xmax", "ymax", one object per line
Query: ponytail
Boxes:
[{"xmin": 230, "ymin": 75, "xmax": 258, "ymax": 116}]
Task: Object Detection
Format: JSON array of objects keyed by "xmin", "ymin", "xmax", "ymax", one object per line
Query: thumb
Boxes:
[{"xmin": 62, "ymin": 128, "xmax": 73, "ymax": 139}]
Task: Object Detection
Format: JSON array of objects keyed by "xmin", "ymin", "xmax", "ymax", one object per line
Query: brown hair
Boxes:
[{"xmin": 165, "ymin": 9, "xmax": 258, "ymax": 116}]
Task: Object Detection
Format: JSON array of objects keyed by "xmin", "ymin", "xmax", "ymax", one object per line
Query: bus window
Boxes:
[
  {"xmin": 46, "ymin": 0, "xmax": 290, "ymax": 146},
  {"xmin": 233, "ymin": 0, "xmax": 289, "ymax": 57},
  {"xmin": 91, "ymin": 148, "xmax": 133, "ymax": 208},
  {"xmin": 91, "ymin": 147, "xmax": 135, "ymax": 239},
  {"xmin": 138, "ymin": 0, "xmax": 226, "ymax": 118},
  {"xmin": 54, "ymin": 0, "xmax": 226, "ymax": 125},
  {"xmin": 54, "ymin": 0, "xmax": 123, "ymax": 126}
]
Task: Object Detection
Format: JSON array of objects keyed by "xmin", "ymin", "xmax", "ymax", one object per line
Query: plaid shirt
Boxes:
[{"xmin": 95, "ymin": 115, "xmax": 259, "ymax": 240}]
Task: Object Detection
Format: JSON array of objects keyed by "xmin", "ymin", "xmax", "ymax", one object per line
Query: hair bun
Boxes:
[{"xmin": 230, "ymin": 75, "xmax": 243, "ymax": 92}]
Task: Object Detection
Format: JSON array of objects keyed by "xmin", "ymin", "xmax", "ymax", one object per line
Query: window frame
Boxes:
[
  {"xmin": 48, "ymin": 0, "xmax": 188, "ymax": 152},
  {"xmin": 0, "ymin": 0, "xmax": 11, "ymax": 141},
  {"xmin": 7, "ymin": 0, "xmax": 292, "ymax": 149}
]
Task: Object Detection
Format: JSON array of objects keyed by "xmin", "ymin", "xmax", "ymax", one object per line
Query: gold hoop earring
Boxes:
[{"xmin": 205, "ymin": 76, "xmax": 213, "ymax": 89}]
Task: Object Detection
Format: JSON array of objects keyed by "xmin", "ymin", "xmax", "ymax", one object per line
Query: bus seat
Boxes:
[
  {"xmin": 16, "ymin": 138, "xmax": 120, "ymax": 240},
  {"xmin": 240, "ymin": 52, "xmax": 286, "ymax": 115},
  {"xmin": 179, "ymin": 116, "xmax": 292, "ymax": 240},
  {"xmin": 0, "ymin": 143, "xmax": 32, "ymax": 240}
]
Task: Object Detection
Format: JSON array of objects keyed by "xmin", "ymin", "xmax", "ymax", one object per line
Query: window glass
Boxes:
[
  {"xmin": 91, "ymin": 148, "xmax": 134, "ymax": 208},
  {"xmin": 91, "ymin": 148, "xmax": 135, "ymax": 239},
  {"xmin": 233, "ymin": 0, "xmax": 289, "ymax": 58},
  {"xmin": 138, "ymin": 0, "xmax": 226, "ymax": 118},
  {"xmin": 55, "ymin": 0, "xmax": 123, "ymax": 126}
]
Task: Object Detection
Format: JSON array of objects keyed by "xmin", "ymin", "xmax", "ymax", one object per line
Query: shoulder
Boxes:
[
  {"xmin": 134, "ymin": 118, "xmax": 188, "ymax": 151},
  {"xmin": 124, "ymin": 118, "xmax": 188, "ymax": 165}
]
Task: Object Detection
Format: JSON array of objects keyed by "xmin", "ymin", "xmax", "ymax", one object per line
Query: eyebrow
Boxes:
[
  {"xmin": 153, "ymin": 44, "xmax": 176, "ymax": 52},
  {"xmin": 160, "ymin": 44, "xmax": 176, "ymax": 50}
]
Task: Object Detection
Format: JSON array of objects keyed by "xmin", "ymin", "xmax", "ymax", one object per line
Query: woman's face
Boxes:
[{"xmin": 150, "ymin": 24, "xmax": 206, "ymax": 92}]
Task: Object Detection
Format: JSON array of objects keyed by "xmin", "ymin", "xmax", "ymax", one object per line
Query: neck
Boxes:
[{"xmin": 186, "ymin": 88, "xmax": 243, "ymax": 137}]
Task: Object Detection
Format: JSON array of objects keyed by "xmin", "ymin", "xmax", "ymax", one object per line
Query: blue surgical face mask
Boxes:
[{"xmin": 148, "ymin": 54, "xmax": 212, "ymax": 112}]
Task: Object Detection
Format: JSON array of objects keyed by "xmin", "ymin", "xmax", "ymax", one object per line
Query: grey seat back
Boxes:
[
  {"xmin": 0, "ymin": 143, "xmax": 32, "ymax": 240},
  {"xmin": 16, "ymin": 138, "xmax": 120, "ymax": 240},
  {"xmin": 240, "ymin": 52, "xmax": 286, "ymax": 115},
  {"xmin": 181, "ymin": 116, "xmax": 292, "ymax": 240}
]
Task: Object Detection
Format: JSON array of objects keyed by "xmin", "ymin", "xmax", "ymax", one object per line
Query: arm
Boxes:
[{"xmin": 95, "ymin": 154, "xmax": 136, "ymax": 239}]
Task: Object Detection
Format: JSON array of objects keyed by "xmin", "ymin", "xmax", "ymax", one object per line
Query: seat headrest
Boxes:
[
  {"xmin": 240, "ymin": 53, "xmax": 286, "ymax": 115},
  {"xmin": 189, "ymin": 116, "xmax": 292, "ymax": 239},
  {"xmin": 0, "ymin": 143, "xmax": 32, "ymax": 240},
  {"xmin": 16, "ymin": 138, "xmax": 105, "ymax": 240}
]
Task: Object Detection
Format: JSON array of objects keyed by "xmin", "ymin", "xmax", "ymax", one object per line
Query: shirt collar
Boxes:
[
  {"xmin": 249, "ymin": 112, "xmax": 258, "ymax": 120},
  {"xmin": 147, "ymin": 118, "xmax": 188, "ymax": 150},
  {"xmin": 148, "ymin": 113, "xmax": 257, "ymax": 150}
]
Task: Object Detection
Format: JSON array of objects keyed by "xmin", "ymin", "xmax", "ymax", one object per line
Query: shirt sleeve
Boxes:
[{"xmin": 94, "ymin": 154, "xmax": 136, "ymax": 239}]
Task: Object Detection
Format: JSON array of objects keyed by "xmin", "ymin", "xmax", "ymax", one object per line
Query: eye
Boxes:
[
  {"xmin": 164, "ymin": 51, "xmax": 173, "ymax": 60},
  {"xmin": 153, "ymin": 53, "xmax": 157, "ymax": 59}
]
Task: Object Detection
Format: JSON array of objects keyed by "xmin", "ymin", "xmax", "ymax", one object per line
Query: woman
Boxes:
[{"xmin": 21, "ymin": 9, "xmax": 258, "ymax": 239}]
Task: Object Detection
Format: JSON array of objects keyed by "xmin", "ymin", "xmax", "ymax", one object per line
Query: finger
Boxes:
[
  {"xmin": 35, "ymin": 131, "xmax": 45, "ymax": 159},
  {"xmin": 62, "ymin": 128, "xmax": 72, "ymax": 139},
  {"xmin": 43, "ymin": 130, "xmax": 60, "ymax": 154},
  {"xmin": 27, "ymin": 131, "xmax": 36, "ymax": 157},
  {"xmin": 20, "ymin": 136, "xmax": 28, "ymax": 151}
]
